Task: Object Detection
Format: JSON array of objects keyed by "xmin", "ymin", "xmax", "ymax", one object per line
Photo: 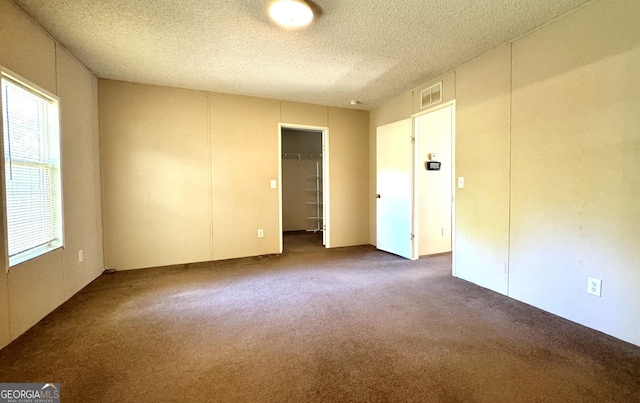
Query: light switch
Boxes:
[
  {"xmin": 457, "ymin": 177, "xmax": 464, "ymax": 188},
  {"xmin": 270, "ymin": 180, "xmax": 277, "ymax": 189}
]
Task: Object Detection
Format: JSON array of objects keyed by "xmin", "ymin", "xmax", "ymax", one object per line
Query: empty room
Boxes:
[{"xmin": 0, "ymin": 0, "xmax": 639, "ymax": 401}]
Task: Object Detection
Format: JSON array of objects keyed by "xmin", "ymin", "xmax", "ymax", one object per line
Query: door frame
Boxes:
[
  {"xmin": 278, "ymin": 123, "xmax": 330, "ymax": 253},
  {"xmin": 411, "ymin": 100, "xmax": 456, "ymax": 275}
]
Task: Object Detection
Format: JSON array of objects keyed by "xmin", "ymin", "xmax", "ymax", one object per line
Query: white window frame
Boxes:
[{"xmin": 0, "ymin": 66, "xmax": 64, "ymax": 269}]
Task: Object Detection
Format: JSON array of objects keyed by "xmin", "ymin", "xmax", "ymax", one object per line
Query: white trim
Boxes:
[
  {"xmin": 411, "ymin": 101, "xmax": 456, "ymax": 271},
  {"xmin": 9, "ymin": 245, "xmax": 63, "ymax": 267},
  {"xmin": 0, "ymin": 65, "xmax": 65, "ymax": 271},
  {"xmin": 412, "ymin": 99, "xmax": 456, "ymax": 119},
  {"xmin": 0, "ymin": 72, "xmax": 7, "ymax": 273},
  {"xmin": 410, "ymin": 118, "xmax": 418, "ymax": 260},
  {"xmin": 323, "ymin": 127, "xmax": 330, "ymax": 248},
  {"xmin": 450, "ymin": 103, "xmax": 457, "ymax": 276},
  {"xmin": 278, "ymin": 123, "xmax": 330, "ymax": 251},
  {"xmin": 0, "ymin": 67, "xmax": 58, "ymax": 103},
  {"xmin": 278, "ymin": 124, "xmax": 283, "ymax": 253}
]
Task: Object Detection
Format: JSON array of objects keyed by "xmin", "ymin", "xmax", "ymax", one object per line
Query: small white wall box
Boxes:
[{"xmin": 426, "ymin": 161, "xmax": 441, "ymax": 170}]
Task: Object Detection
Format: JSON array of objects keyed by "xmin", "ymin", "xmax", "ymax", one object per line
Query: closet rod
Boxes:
[{"xmin": 282, "ymin": 153, "xmax": 322, "ymax": 159}]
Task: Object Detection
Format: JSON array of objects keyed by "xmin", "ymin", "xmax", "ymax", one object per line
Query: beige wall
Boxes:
[
  {"xmin": 210, "ymin": 93, "xmax": 282, "ymax": 260},
  {"xmin": 327, "ymin": 107, "xmax": 369, "ymax": 248},
  {"xmin": 0, "ymin": 0, "xmax": 103, "ymax": 348},
  {"xmin": 281, "ymin": 102, "xmax": 328, "ymax": 127},
  {"xmin": 0, "ymin": 0, "xmax": 56, "ymax": 94},
  {"xmin": 508, "ymin": 0, "xmax": 640, "ymax": 345},
  {"xmin": 455, "ymin": 45, "xmax": 511, "ymax": 295},
  {"xmin": 99, "ymin": 82, "xmax": 369, "ymax": 270},
  {"xmin": 370, "ymin": 0, "xmax": 640, "ymax": 346},
  {"xmin": 99, "ymin": 82, "xmax": 211, "ymax": 269}
]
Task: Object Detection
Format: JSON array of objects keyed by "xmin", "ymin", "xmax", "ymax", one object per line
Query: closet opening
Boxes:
[{"xmin": 279, "ymin": 125, "xmax": 329, "ymax": 252}]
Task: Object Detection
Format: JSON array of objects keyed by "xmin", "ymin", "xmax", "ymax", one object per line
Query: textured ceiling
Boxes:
[{"xmin": 13, "ymin": 0, "xmax": 591, "ymax": 110}]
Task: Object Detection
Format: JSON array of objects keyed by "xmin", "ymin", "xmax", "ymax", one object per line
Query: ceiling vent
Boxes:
[{"xmin": 421, "ymin": 82, "xmax": 442, "ymax": 109}]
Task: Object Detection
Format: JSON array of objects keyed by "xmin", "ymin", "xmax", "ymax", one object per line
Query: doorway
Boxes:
[
  {"xmin": 279, "ymin": 125, "xmax": 329, "ymax": 252},
  {"xmin": 375, "ymin": 102, "xmax": 455, "ymax": 263},
  {"xmin": 414, "ymin": 103, "xmax": 454, "ymax": 257}
]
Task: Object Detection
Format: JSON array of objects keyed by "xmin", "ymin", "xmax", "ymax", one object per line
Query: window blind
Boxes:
[{"xmin": 1, "ymin": 76, "xmax": 62, "ymax": 265}]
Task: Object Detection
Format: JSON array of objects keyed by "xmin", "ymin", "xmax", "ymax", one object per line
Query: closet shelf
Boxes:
[{"xmin": 307, "ymin": 161, "xmax": 323, "ymax": 233}]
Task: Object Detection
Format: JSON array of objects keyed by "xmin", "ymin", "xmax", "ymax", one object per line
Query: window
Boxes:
[{"xmin": 1, "ymin": 70, "xmax": 63, "ymax": 267}]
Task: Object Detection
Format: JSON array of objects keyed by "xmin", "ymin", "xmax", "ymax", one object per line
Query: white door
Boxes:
[{"xmin": 376, "ymin": 119, "xmax": 415, "ymax": 259}]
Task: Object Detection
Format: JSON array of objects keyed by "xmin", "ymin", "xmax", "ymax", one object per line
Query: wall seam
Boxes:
[
  {"xmin": 453, "ymin": 70, "xmax": 457, "ymax": 275},
  {"xmin": 0, "ymin": 63, "xmax": 10, "ymax": 343},
  {"xmin": 9, "ymin": 0, "xmax": 97, "ymax": 77},
  {"xmin": 400, "ymin": 0, "xmax": 597, "ymax": 115},
  {"xmin": 54, "ymin": 43, "xmax": 58, "ymax": 94},
  {"xmin": 453, "ymin": 71, "xmax": 457, "ymax": 99},
  {"xmin": 54, "ymin": 43, "xmax": 67, "ymax": 296},
  {"xmin": 93, "ymin": 79, "xmax": 105, "ymax": 273},
  {"xmin": 2, "ymin": 272, "xmax": 9, "ymax": 344},
  {"xmin": 207, "ymin": 93, "xmax": 214, "ymax": 260},
  {"xmin": 506, "ymin": 43, "xmax": 513, "ymax": 297},
  {"xmin": 97, "ymin": 80, "xmax": 109, "ymax": 270}
]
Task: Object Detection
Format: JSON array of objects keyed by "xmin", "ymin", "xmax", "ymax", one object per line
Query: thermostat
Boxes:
[{"xmin": 426, "ymin": 161, "xmax": 441, "ymax": 171}]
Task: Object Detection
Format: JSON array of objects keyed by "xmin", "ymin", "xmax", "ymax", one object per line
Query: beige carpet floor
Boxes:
[{"xmin": 0, "ymin": 232, "xmax": 639, "ymax": 402}]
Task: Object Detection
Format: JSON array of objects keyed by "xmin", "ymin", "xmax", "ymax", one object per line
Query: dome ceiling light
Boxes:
[{"xmin": 268, "ymin": 0, "xmax": 314, "ymax": 28}]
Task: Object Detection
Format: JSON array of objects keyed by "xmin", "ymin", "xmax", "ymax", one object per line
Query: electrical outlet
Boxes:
[
  {"xmin": 257, "ymin": 229, "xmax": 264, "ymax": 238},
  {"xmin": 587, "ymin": 277, "xmax": 602, "ymax": 297},
  {"xmin": 78, "ymin": 250, "xmax": 84, "ymax": 263},
  {"xmin": 442, "ymin": 228, "xmax": 447, "ymax": 236}
]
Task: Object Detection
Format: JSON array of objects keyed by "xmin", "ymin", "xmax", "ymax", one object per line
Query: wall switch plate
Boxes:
[
  {"xmin": 78, "ymin": 250, "xmax": 84, "ymax": 263},
  {"xmin": 587, "ymin": 277, "xmax": 602, "ymax": 297},
  {"xmin": 457, "ymin": 177, "xmax": 465, "ymax": 188},
  {"xmin": 270, "ymin": 180, "xmax": 277, "ymax": 189},
  {"xmin": 257, "ymin": 229, "xmax": 264, "ymax": 238}
]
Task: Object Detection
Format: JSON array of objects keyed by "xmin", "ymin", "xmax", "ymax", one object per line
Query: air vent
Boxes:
[{"xmin": 421, "ymin": 82, "xmax": 442, "ymax": 109}]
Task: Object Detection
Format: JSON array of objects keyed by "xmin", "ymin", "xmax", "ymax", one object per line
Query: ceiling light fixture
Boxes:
[{"xmin": 269, "ymin": 0, "xmax": 314, "ymax": 28}]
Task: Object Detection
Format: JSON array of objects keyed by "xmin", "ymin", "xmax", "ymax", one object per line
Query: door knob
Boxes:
[{"xmin": 376, "ymin": 194, "xmax": 381, "ymax": 199}]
